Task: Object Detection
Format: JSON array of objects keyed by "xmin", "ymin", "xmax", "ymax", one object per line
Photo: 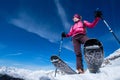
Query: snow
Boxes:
[
  {"xmin": 0, "ymin": 48, "xmax": 120, "ymax": 80},
  {"xmin": 106, "ymin": 48, "xmax": 120, "ymax": 59}
]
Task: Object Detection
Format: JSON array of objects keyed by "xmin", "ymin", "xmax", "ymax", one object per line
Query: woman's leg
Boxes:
[
  {"xmin": 72, "ymin": 37, "xmax": 83, "ymax": 72},
  {"xmin": 80, "ymin": 35, "xmax": 89, "ymax": 44}
]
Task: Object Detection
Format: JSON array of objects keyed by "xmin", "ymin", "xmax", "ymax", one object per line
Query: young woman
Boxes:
[{"xmin": 61, "ymin": 11, "xmax": 102, "ymax": 73}]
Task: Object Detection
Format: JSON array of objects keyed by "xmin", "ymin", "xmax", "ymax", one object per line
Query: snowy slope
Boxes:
[{"xmin": 0, "ymin": 48, "xmax": 120, "ymax": 80}]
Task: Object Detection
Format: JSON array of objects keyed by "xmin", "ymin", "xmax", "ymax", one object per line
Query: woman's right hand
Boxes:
[{"xmin": 61, "ymin": 32, "xmax": 66, "ymax": 38}]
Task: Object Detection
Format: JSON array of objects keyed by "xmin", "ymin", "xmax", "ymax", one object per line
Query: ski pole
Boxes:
[
  {"xmin": 101, "ymin": 16, "xmax": 120, "ymax": 45},
  {"xmin": 96, "ymin": 8, "xmax": 120, "ymax": 45},
  {"xmin": 58, "ymin": 37, "xmax": 63, "ymax": 56},
  {"xmin": 54, "ymin": 37, "xmax": 63, "ymax": 77}
]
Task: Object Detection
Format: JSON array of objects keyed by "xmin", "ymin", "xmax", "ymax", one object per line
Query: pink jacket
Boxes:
[{"xmin": 66, "ymin": 17, "xmax": 100, "ymax": 37}]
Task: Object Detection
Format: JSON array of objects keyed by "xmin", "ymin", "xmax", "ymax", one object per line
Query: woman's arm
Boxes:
[{"xmin": 83, "ymin": 17, "xmax": 100, "ymax": 28}]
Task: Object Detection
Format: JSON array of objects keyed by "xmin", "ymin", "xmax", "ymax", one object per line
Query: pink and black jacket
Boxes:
[{"xmin": 66, "ymin": 17, "xmax": 100, "ymax": 37}]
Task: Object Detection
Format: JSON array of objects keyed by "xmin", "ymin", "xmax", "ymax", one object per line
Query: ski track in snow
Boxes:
[{"xmin": 0, "ymin": 48, "xmax": 120, "ymax": 80}]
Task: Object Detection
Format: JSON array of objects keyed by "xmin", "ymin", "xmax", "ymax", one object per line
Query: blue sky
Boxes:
[{"xmin": 0, "ymin": 0, "xmax": 120, "ymax": 70}]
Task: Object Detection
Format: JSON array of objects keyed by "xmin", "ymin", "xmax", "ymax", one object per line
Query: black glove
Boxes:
[
  {"xmin": 95, "ymin": 10, "xmax": 102, "ymax": 18},
  {"xmin": 61, "ymin": 32, "xmax": 66, "ymax": 38}
]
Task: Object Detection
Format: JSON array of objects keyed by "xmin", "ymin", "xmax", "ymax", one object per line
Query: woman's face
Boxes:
[{"xmin": 73, "ymin": 17, "xmax": 80, "ymax": 23}]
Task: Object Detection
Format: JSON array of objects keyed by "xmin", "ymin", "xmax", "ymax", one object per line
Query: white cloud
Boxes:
[
  {"xmin": 2, "ymin": 52, "xmax": 23, "ymax": 58},
  {"xmin": 54, "ymin": 0, "xmax": 71, "ymax": 31},
  {"xmin": 8, "ymin": 1, "xmax": 73, "ymax": 51},
  {"xmin": 54, "ymin": 0, "xmax": 75, "ymax": 52},
  {"xmin": 8, "ymin": 11, "xmax": 60, "ymax": 43},
  {"xmin": 6, "ymin": 52, "xmax": 23, "ymax": 56},
  {"xmin": 63, "ymin": 41, "xmax": 74, "ymax": 52}
]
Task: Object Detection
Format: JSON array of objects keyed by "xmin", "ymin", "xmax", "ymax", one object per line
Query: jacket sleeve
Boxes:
[
  {"xmin": 83, "ymin": 17, "xmax": 100, "ymax": 28},
  {"xmin": 66, "ymin": 26, "xmax": 73, "ymax": 37}
]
